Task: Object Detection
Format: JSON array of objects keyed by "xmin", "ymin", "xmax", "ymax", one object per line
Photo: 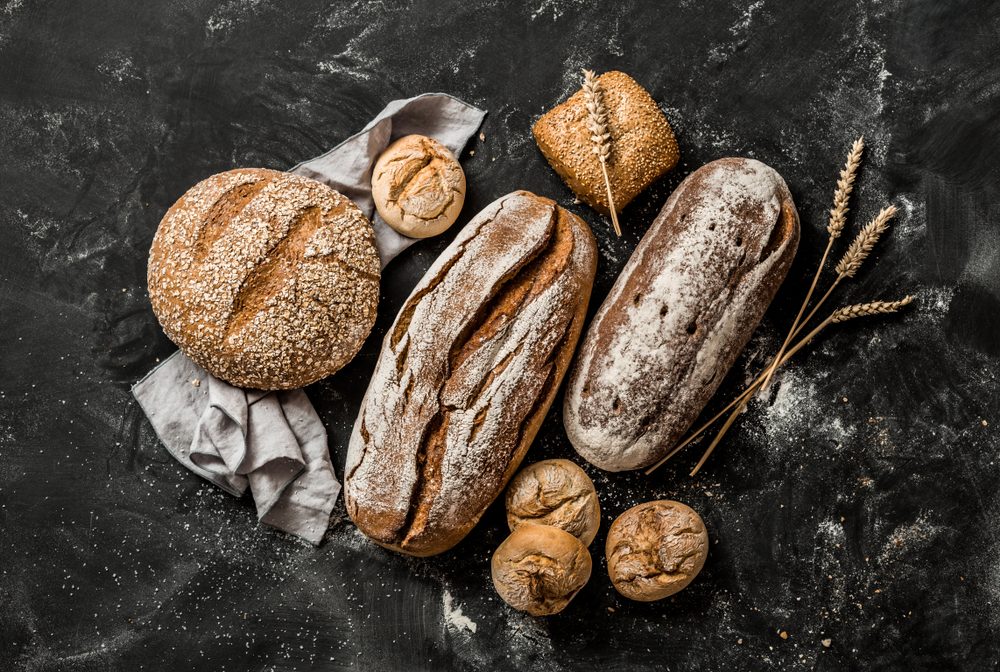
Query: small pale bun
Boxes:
[
  {"xmin": 491, "ymin": 524, "xmax": 592, "ymax": 616},
  {"xmin": 371, "ymin": 134, "xmax": 466, "ymax": 238},
  {"xmin": 505, "ymin": 459, "xmax": 601, "ymax": 546},
  {"xmin": 606, "ymin": 500, "xmax": 708, "ymax": 602}
]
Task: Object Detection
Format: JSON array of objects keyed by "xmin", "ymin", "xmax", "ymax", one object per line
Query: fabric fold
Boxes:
[{"xmin": 133, "ymin": 92, "xmax": 486, "ymax": 545}]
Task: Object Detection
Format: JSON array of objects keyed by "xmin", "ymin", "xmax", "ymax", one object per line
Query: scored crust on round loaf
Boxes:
[
  {"xmin": 564, "ymin": 158, "xmax": 799, "ymax": 471},
  {"xmin": 148, "ymin": 168, "xmax": 380, "ymax": 390}
]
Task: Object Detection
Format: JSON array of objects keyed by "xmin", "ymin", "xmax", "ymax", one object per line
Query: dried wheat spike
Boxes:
[
  {"xmin": 581, "ymin": 69, "xmax": 612, "ymax": 163},
  {"xmin": 830, "ymin": 296, "xmax": 914, "ymax": 323},
  {"xmin": 827, "ymin": 136, "xmax": 865, "ymax": 238},
  {"xmin": 835, "ymin": 205, "xmax": 897, "ymax": 278}
]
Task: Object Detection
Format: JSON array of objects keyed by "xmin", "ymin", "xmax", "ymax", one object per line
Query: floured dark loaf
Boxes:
[
  {"xmin": 345, "ymin": 191, "xmax": 598, "ymax": 556},
  {"xmin": 564, "ymin": 158, "xmax": 800, "ymax": 471}
]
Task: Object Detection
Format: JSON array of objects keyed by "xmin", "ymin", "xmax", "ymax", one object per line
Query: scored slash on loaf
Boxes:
[
  {"xmin": 147, "ymin": 168, "xmax": 380, "ymax": 390},
  {"xmin": 345, "ymin": 190, "xmax": 597, "ymax": 557}
]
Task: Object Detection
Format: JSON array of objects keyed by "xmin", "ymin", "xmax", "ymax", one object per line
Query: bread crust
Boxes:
[
  {"xmin": 345, "ymin": 191, "xmax": 597, "ymax": 557},
  {"xmin": 371, "ymin": 134, "xmax": 466, "ymax": 238},
  {"xmin": 148, "ymin": 168, "xmax": 380, "ymax": 390},
  {"xmin": 492, "ymin": 524, "xmax": 592, "ymax": 616},
  {"xmin": 505, "ymin": 459, "xmax": 601, "ymax": 546},
  {"xmin": 564, "ymin": 158, "xmax": 800, "ymax": 471},
  {"xmin": 532, "ymin": 71, "xmax": 679, "ymax": 215},
  {"xmin": 606, "ymin": 500, "xmax": 708, "ymax": 601}
]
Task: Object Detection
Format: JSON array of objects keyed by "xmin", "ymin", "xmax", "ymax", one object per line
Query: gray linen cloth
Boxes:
[{"xmin": 133, "ymin": 93, "xmax": 486, "ymax": 545}]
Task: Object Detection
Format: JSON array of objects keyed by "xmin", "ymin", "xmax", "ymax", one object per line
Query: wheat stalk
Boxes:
[
  {"xmin": 829, "ymin": 296, "xmax": 914, "ymax": 323},
  {"xmin": 828, "ymin": 137, "xmax": 865, "ymax": 238},
  {"xmin": 756, "ymin": 137, "xmax": 865, "ymax": 394},
  {"xmin": 835, "ymin": 205, "xmax": 897, "ymax": 278},
  {"xmin": 582, "ymin": 69, "xmax": 621, "ymax": 237},
  {"xmin": 781, "ymin": 204, "xmax": 898, "ymax": 340},
  {"xmin": 673, "ymin": 295, "xmax": 914, "ymax": 476}
]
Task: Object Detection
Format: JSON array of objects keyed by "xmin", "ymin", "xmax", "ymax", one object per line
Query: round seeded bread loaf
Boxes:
[{"xmin": 148, "ymin": 168, "xmax": 380, "ymax": 390}]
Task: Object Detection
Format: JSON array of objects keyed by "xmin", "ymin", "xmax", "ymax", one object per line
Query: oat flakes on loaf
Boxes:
[{"xmin": 147, "ymin": 168, "xmax": 380, "ymax": 390}]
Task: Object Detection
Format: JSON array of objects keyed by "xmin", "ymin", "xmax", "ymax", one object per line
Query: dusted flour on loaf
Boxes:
[
  {"xmin": 564, "ymin": 158, "xmax": 799, "ymax": 471},
  {"xmin": 345, "ymin": 191, "xmax": 597, "ymax": 556}
]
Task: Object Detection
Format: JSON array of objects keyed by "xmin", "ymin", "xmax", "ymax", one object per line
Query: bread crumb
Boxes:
[
  {"xmin": 779, "ymin": 631, "xmax": 789, "ymax": 640},
  {"xmin": 982, "ymin": 419, "xmax": 989, "ymax": 427},
  {"xmin": 191, "ymin": 378, "xmax": 201, "ymax": 388},
  {"xmin": 478, "ymin": 132, "xmax": 485, "ymax": 142},
  {"xmin": 821, "ymin": 638, "xmax": 832, "ymax": 648}
]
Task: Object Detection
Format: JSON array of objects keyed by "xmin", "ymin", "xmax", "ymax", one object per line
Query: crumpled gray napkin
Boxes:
[{"xmin": 133, "ymin": 93, "xmax": 486, "ymax": 544}]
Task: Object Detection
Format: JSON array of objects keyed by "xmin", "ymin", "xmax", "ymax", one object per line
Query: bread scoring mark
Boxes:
[
  {"xmin": 192, "ymin": 177, "xmax": 271, "ymax": 264},
  {"xmin": 225, "ymin": 205, "xmax": 324, "ymax": 340},
  {"xmin": 345, "ymin": 191, "xmax": 597, "ymax": 556},
  {"xmin": 398, "ymin": 207, "xmax": 558, "ymax": 548}
]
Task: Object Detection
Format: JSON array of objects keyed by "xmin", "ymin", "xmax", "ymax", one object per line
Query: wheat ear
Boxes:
[
  {"xmin": 645, "ymin": 295, "xmax": 914, "ymax": 476},
  {"xmin": 685, "ymin": 296, "xmax": 913, "ymax": 476},
  {"xmin": 582, "ymin": 69, "xmax": 621, "ymax": 237},
  {"xmin": 756, "ymin": 137, "xmax": 865, "ymax": 393},
  {"xmin": 779, "ymin": 204, "xmax": 898, "ymax": 344}
]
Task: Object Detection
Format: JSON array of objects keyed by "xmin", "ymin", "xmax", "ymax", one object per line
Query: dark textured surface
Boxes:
[{"xmin": 1, "ymin": 1, "xmax": 998, "ymax": 670}]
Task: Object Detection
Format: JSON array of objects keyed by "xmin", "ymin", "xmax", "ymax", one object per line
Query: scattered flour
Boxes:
[{"xmin": 442, "ymin": 589, "xmax": 477, "ymax": 635}]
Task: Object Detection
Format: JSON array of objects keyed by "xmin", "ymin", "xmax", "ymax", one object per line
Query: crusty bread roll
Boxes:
[
  {"xmin": 492, "ymin": 524, "xmax": 592, "ymax": 616},
  {"xmin": 345, "ymin": 191, "xmax": 597, "ymax": 557},
  {"xmin": 148, "ymin": 168, "xmax": 380, "ymax": 390},
  {"xmin": 371, "ymin": 134, "xmax": 466, "ymax": 238},
  {"xmin": 505, "ymin": 459, "xmax": 601, "ymax": 546},
  {"xmin": 564, "ymin": 158, "xmax": 799, "ymax": 471},
  {"xmin": 606, "ymin": 500, "xmax": 708, "ymax": 601},
  {"xmin": 532, "ymin": 71, "xmax": 679, "ymax": 216}
]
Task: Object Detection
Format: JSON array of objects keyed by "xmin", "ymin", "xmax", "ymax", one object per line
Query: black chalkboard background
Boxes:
[{"xmin": 2, "ymin": 1, "xmax": 999, "ymax": 670}]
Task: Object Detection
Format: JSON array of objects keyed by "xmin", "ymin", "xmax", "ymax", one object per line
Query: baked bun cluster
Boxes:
[
  {"xmin": 372, "ymin": 134, "xmax": 466, "ymax": 238},
  {"xmin": 491, "ymin": 459, "xmax": 599, "ymax": 615},
  {"xmin": 148, "ymin": 168, "xmax": 380, "ymax": 390}
]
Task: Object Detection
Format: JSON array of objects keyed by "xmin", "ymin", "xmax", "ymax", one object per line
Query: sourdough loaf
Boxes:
[
  {"xmin": 148, "ymin": 168, "xmax": 380, "ymax": 390},
  {"xmin": 564, "ymin": 158, "xmax": 799, "ymax": 471},
  {"xmin": 345, "ymin": 191, "xmax": 597, "ymax": 556}
]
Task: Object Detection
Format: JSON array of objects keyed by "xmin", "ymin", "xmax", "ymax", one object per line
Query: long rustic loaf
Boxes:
[
  {"xmin": 564, "ymin": 158, "xmax": 799, "ymax": 471},
  {"xmin": 345, "ymin": 191, "xmax": 597, "ymax": 557}
]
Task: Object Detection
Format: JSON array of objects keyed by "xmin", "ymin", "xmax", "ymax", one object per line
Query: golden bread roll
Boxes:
[
  {"xmin": 491, "ymin": 524, "xmax": 592, "ymax": 616},
  {"xmin": 606, "ymin": 500, "xmax": 708, "ymax": 601},
  {"xmin": 505, "ymin": 459, "xmax": 600, "ymax": 546},
  {"xmin": 371, "ymin": 134, "xmax": 466, "ymax": 238}
]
